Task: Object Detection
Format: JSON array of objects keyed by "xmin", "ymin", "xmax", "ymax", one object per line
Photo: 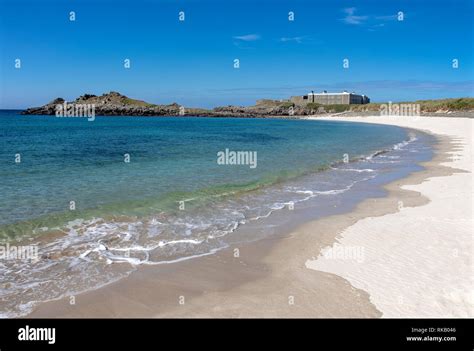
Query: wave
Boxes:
[
  {"xmin": 0, "ymin": 132, "xmax": 424, "ymax": 318},
  {"xmin": 0, "ymin": 134, "xmax": 418, "ymax": 244}
]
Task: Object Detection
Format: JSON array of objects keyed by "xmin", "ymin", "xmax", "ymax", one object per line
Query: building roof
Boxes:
[{"xmin": 308, "ymin": 91, "xmax": 363, "ymax": 96}]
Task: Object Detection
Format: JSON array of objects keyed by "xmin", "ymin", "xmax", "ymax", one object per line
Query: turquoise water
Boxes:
[
  {"xmin": 0, "ymin": 111, "xmax": 408, "ymax": 238},
  {"xmin": 0, "ymin": 110, "xmax": 434, "ymax": 317}
]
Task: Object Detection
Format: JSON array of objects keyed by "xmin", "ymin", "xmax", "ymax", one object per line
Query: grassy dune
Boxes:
[{"xmin": 350, "ymin": 97, "xmax": 474, "ymax": 112}]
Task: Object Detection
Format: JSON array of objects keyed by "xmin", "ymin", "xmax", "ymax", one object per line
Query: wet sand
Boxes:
[
  {"xmin": 26, "ymin": 116, "xmax": 472, "ymax": 318},
  {"xmin": 307, "ymin": 116, "xmax": 473, "ymax": 317}
]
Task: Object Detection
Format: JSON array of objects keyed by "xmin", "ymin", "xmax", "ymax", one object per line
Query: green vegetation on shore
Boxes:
[
  {"xmin": 411, "ymin": 97, "xmax": 474, "ymax": 111},
  {"xmin": 22, "ymin": 92, "xmax": 474, "ymax": 117},
  {"xmin": 350, "ymin": 97, "xmax": 474, "ymax": 112}
]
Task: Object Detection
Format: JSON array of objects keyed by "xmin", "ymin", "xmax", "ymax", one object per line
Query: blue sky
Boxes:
[{"xmin": 0, "ymin": 0, "xmax": 473, "ymax": 108}]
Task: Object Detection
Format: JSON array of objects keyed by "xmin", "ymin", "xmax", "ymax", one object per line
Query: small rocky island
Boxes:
[
  {"xmin": 21, "ymin": 91, "xmax": 348, "ymax": 118},
  {"xmin": 21, "ymin": 91, "xmax": 474, "ymax": 118}
]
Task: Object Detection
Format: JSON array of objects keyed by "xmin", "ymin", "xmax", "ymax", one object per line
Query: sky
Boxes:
[{"xmin": 0, "ymin": 0, "xmax": 473, "ymax": 109}]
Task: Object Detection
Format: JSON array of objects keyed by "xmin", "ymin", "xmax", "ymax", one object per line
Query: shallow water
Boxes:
[{"xmin": 0, "ymin": 111, "xmax": 433, "ymax": 316}]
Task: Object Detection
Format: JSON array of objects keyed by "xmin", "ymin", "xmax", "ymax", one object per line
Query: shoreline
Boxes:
[
  {"xmin": 16, "ymin": 91, "xmax": 474, "ymax": 119},
  {"xmin": 13, "ymin": 109, "xmax": 474, "ymax": 120},
  {"xmin": 306, "ymin": 116, "xmax": 473, "ymax": 317},
  {"xmin": 24, "ymin": 116, "xmax": 472, "ymax": 318}
]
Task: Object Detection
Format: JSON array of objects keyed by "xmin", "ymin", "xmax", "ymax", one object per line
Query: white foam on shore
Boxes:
[
  {"xmin": 306, "ymin": 116, "xmax": 474, "ymax": 318},
  {"xmin": 331, "ymin": 167, "xmax": 375, "ymax": 173}
]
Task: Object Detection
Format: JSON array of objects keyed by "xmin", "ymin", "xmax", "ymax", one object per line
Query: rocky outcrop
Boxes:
[
  {"xmin": 21, "ymin": 92, "xmax": 474, "ymax": 118},
  {"xmin": 22, "ymin": 92, "xmax": 181, "ymax": 116},
  {"xmin": 21, "ymin": 91, "xmax": 323, "ymax": 118}
]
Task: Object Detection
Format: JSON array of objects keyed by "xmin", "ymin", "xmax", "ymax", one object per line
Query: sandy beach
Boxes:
[
  {"xmin": 307, "ymin": 116, "xmax": 473, "ymax": 318},
  {"xmin": 26, "ymin": 116, "xmax": 473, "ymax": 318}
]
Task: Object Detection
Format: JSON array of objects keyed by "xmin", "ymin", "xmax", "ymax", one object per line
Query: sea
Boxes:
[{"xmin": 0, "ymin": 111, "xmax": 434, "ymax": 316}]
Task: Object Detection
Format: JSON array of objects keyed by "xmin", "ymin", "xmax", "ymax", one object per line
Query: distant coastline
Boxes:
[{"xmin": 20, "ymin": 91, "xmax": 474, "ymax": 118}]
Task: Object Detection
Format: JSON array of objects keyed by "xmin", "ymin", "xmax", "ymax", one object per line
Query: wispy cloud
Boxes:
[
  {"xmin": 233, "ymin": 34, "xmax": 261, "ymax": 42},
  {"xmin": 342, "ymin": 8, "xmax": 404, "ymax": 30},
  {"xmin": 280, "ymin": 36, "xmax": 305, "ymax": 44},
  {"xmin": 279, "ymin": 36, "xmax": 322, "ymax": 45},
  {"xmin": 341, "ymin": 7, "xmax": 368, "ymax": 25},
  {"xmin": 375, "ymin": 14, "xmax": 398, "ymax": 21}
]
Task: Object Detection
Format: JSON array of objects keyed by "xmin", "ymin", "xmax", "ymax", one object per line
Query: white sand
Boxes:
[{"xmin": 306, "ymin": 116, "xmax": 473, "ymax": 317}]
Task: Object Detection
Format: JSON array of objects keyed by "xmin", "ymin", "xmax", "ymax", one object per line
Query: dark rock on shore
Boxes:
[
  {"xmin": 22, "ymin": 91, "xmax": 474, "ymax": 118},
  {"xmin": 21, "ymin": 91, "xmax": 319, "ymax": 118}
]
